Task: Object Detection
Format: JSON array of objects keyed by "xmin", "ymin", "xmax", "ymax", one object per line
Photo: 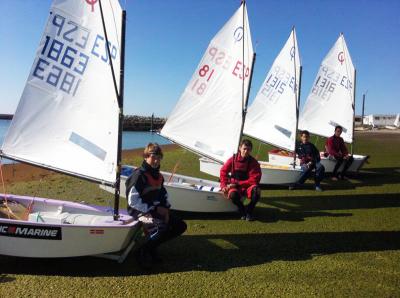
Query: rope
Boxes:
[
  {"xmin": 167, "ymin": 161, "xmax": 180, "ymax": 184},
  {"xmin": 167, "ymin": 148, "xmax": 188, "ymax": 183},
  {"xmin": 0, "ymin": 160, "xmax": 20, "ymax": 220},
  {"xmin": 255, "ymin": 142, "xmax": 262, "ymax": 160}
]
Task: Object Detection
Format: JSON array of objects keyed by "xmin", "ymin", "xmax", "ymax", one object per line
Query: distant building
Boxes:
[
  {"xmin": 354, "ymin": 116, "xmax": 363, "ymax": 126},
  {"xmin": 363, "ymin": 114, "xmax": 399, "ymax": 127}
]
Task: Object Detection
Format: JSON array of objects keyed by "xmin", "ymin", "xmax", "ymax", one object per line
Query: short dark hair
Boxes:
[
  {"xmin": 143, "ymin": 143, "xmax": 163, "ymax": 159},
  {"xmin": 240, "ymin": 139, "xmax": 253, "ymax": 149},
  {"xmin": 300, "ymin": 130, "xmax": 310, "ymax": 137},
  {"xmin": 335, "ymin": 125, "xmax": 343, "ymax": 131}
]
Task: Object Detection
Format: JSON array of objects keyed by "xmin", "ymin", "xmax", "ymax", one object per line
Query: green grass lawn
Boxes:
[{"xmin": 1, "ymin": 132, "xmax": 400, "ymax": 297}]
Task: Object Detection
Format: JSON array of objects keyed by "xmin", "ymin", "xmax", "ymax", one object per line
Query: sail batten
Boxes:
[
  {"xmin": 160, "ymin": 3, "xmax": 254, "ymax": 164},
  {"xmin": 1, "ymin": 0, "xmax": 123, "ymax": 185},
  {"xmin": 244, "ymin": 29, "xmax": 301, "ymax": 152},
  {"xmin": 299, "ymin": 34, "xmax": 355, "ymax": 143}
]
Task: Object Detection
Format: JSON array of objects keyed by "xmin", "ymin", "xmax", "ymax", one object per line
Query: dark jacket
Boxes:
[
  {"xmin": 125, "ymin": 160, "xmax": 170, "ymax": 214},
  {"xmin": 296, "ymin": 141, "xmax": 321, "ymax": 165}
]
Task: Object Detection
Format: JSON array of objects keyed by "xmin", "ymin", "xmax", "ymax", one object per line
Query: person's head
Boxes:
[
  {"xmin": 300, "ymin": 130, "xmax": 310, "ymax": 144},
  {"xmin": 143, "ymin": 143, "xmax": 163, "ymax": 168},
  {"xmin": 239, "ymin": 139, "xmax": 253, "ymax": 158},
  {"xmin": 334, "ymin": 125, "xmax": 343, "ymax": 137}
]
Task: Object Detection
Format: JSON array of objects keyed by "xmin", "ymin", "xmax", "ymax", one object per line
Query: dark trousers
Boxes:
[
  {"xmin": 229, "ymin": 187, "xmax": 260, "ymax": 216},
  {"xmin": 128, "ymin": 208, "xmax": 187, "ymax": 252},
  {"xmin": 145, "ymin": 214, "xmax": 186, "ymax": 251},
  {"xmin": 332, "ymin": 156, "xmax": 354, "ymax": 177},
  {"xmin": 298, "ymin": 162, "xmax": 325, "ymax": 187}
]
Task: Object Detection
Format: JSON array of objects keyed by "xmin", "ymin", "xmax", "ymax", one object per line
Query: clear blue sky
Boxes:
[{"xmin": 0, "ymin": 0, "xmax": 399, "ymax": 117}]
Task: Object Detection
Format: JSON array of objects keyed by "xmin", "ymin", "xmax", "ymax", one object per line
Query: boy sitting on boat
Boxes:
[
  {"xmin": 325, "ymin": 125, "xmax": 354, "ymax": 180},
  {"xmin": 290, "ymin": 130, "xmax": 325, "ymax": 191},
  {"xmin": 220, "ymin": 139, "xmax": 262, "ymax": 221},
  {"xmin": 125, "ymin": 143, "xmax": 187, "ymax": 267}
]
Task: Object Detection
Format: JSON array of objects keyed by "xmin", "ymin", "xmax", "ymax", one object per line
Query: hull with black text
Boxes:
[{"xmin": 0, "ymin": 194, "xmax": 139, "ymax": 258}]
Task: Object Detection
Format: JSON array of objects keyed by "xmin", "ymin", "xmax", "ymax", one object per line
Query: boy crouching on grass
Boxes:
[{"xmin": 125, "ymin": 143, "xmax": 187, "ymax": 267}]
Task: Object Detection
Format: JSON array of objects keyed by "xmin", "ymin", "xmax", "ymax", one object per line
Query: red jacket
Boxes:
[
  {"xmin": 325, "ymin": 135, "xmax": 348, "ymax": 158},
  {"xmin": 220, "ymin": 153, "xmax": 261, "ymax": 189}
]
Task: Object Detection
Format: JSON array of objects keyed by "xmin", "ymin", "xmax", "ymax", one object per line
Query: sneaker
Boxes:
[
  {"xmin": 245, "ymin": 214, "xmax": 255, "ymax": 221},
  {"xmin": 331, "ymin": 176, "xmax": 338, "ymax": 181},
  {"xmin": 240, "ymin": 215, "xmax": 246, "ymax": 220},
  {"xmin": 315, "ymin": 186, "xmax": 323, "ymax": 192},
  {"xmin": 288, "ymin": 184, "xmax": 296, "ymax": 190}
]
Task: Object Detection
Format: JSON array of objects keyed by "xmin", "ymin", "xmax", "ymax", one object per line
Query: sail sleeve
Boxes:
[
  {"xmin": 1, "ymin": 0, "xmax": 123, "ymax": 185},
  {"xmin": 299, "ymin": 34, "xmax": 355, "ymax": 143},
  {"xmin": 160, "ymin": 3, "xmax": 254, "ymax": 164},
  {"xmin": 244, "ymin": 28, "xmax": 301, "ymax": 152}
]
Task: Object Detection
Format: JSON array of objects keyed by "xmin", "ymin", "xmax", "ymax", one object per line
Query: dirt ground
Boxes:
[{"xmin": 0, "ymin": 144, "xmax": 178, "ymax": 184}]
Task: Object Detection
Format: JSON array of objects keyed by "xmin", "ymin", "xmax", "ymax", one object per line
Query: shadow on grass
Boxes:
[
  {"xmin": 175, "ymin": 208, "xmax": 352, "ymax": 223},
  {"xmin": 1, "ymin": 231, "xmax": 399, "ymax": 277},
  {"xmin": 267, "ymin": 192, "xmax": 400, "ymax": 213},
  {"xmin": 323, "ymin": 167, "xmax": 400, "ymax": 190},
  {"xmin": 0, "ymin": 274, "xmax": 15, "ymax": 283},
  {"xmin": 259, "ymin": 167, "xmax": 400, "ymax": 191}
]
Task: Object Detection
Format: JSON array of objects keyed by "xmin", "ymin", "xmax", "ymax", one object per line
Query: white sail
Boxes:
[
  {"xmin": 160, "ymin": 3, "xmax": 254, "ymax": 163},
  {"xmin": 1, "ymin": 0, "xmax": 122, "ymax": 185},
  {"xmin": 244, "ymin": 28, "xmax": 300, "ymax": 151},
  {"xmin": 299, "ymin": 33, "xmax": 355, "ymax": 143}
]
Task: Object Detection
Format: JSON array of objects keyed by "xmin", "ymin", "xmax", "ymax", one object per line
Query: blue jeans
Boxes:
[{"xmin": 298, "ymin": 162, "xmax": 325, "ymax": 187}]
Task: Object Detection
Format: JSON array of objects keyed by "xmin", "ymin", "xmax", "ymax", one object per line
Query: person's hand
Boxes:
[
  {"xmin": 344, "ymin": 154, "xmax": 350, "ymax": 160},
  {"xmin": 227, "ymin": 183, "xmax": 237, "ymax": 189},
  {"xmin": 156, "ymin": 206, "xmax": 169, "ymax": 223}
]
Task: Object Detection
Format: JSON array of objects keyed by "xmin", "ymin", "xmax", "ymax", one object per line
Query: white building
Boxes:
[{"xmin": 363, "ymin": 114, "xmax": 399, "ymax": 127}]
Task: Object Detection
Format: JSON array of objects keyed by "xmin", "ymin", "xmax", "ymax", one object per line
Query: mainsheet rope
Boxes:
[
  {"xmin": 167, "ymin": 149, "xmax": 187, "ymax": 184},
  {"xmin": 0, "ymin": 159, "xmax": 19, "ymax": 220}
]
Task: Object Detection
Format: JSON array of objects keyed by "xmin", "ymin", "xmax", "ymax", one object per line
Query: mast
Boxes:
[
  {"xmin": 293, "ymin": 66, "xmax": 302, "ymax": 167},
  {"xmin": 151, "ymin": 113, "xmax": 154, "ymax": 133},
  {"xmin": 291, "ymin": 27, "xmax": 301, "ymax": 168},
  {"xmin": 238, "ymin": 53, "xmax": 256, "ymax": 149},
  {"xmin": 340, "ymin": 32, "xmax": 356, "ymax": 154},
  {"xmin": 361, "ymin": 93, "xmax": 365, "ymax": 128},
  {"xmin": 351, "ymin": 69, "xmax": 356, "ymax": 155},
  {"xmin": 98, "ymin": 1, "xmax": 126, "ymax": 220},
  {"xmin": 237, "ymin": 0, "xmax": 256, "ymax": 151}
]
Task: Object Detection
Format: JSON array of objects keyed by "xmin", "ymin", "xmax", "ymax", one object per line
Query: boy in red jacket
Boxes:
[
  {"xmin": 220, "ymin": 139, "xmax": 262, "ymax": 221},
  {"xmin": 325, "ymin": 125, "xmax": 354, "ymax": 180}
]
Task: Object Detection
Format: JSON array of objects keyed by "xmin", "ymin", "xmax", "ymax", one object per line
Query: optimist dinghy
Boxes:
[
  {"xmin": 109, "ymin": 2, "xmax": 253, "ymax": 213},
  {"xmin": 294, "ymin": 34, "xmax": 368, "ymax": 172},
  {"xmin": 200, "ymin": 28, "xmax": 303, "ymax": 185},
  {"xmin": 0, "ymin": 0, "xmax": 140, "ymax": 262},
  {"xmin": 100, "ymin": 166, "xmax": 237, "ymax": 213}
]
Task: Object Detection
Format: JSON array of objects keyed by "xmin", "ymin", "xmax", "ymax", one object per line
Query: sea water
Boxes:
[{"xmin": 0, "ymin": 119, "xmax": 170, "ymax": 164}]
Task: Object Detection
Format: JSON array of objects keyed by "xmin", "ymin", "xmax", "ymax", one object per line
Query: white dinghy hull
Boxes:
[
  {"xmin": 100, "ymin": 166, "xmax": 237, "ymax": 213},
  {"xmin": 0, "ymin": 195, "xmax": 140, "ymax": 258},
  {"xmin": 199, "ymin": 158, "xmax": 302, "ymax": 185},
  {"xmin": 268, "ymin": 151, "xmax": 368, "ymax": 173}
]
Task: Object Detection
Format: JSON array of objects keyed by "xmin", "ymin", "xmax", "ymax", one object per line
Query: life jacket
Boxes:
[
  {"xmin": 231, "ymin": 154, "xmax": 250, "ymax": 181},
  {"xmin": 141, "ymin": 171, "xmax": 163, "ymax": 201}
]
